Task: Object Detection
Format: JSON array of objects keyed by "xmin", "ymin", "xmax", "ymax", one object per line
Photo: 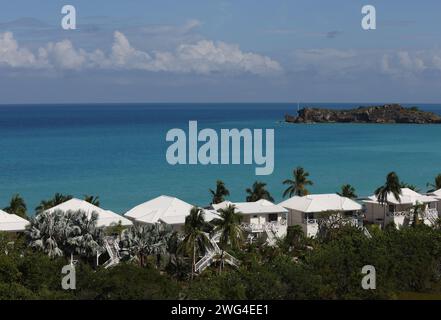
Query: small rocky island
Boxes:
[{"xmin": 285, "ymin": 104, "xmax": 441, "ymax": 124}]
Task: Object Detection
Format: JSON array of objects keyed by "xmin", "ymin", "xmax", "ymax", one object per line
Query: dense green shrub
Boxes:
[
  {"xmin": 2, "ymin": 225, "xmax": 441, "ymax": 300},
  {"xmin": 76, "ymin": 263, "xmax": 180, "ymax": 300}
]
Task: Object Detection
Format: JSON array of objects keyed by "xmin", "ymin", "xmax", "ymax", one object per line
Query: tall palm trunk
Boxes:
[
  {"xmin": 191, "ymin": 241, "xmax": 196, "ymax": 280},
  {"xmin": 219, "ymin": 249, "xmax": 224, "ymax": 273},
  {"xmin": 139, "ymin": 254, "xmax": 144, "ymax": 267}
]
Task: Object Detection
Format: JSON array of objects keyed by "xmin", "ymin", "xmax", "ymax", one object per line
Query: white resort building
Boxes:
[
  {"xmin": 0, "ymin": 209, "xmax": 29, "ymax": 232},
  {"xmin": 279, "ymin": 194, "xmax": 363, "ymax": 238},
  {"xmin": 212, "ymin": 199, "xmax": 288, "ymax": 243},
  {"xmin": 362, "ymin": 188, "xmax": 439, "ymax": 228},
  {"xmin": 45, "ymin": 198, "xmax": 132, "ymax": 228},
  {"xmin": 428, "ymin": 188, "xmax": 441, "ymax": 211},
  {"xmin": 124, "ymin": 195, "xmax": 218, "ymax": 231}
]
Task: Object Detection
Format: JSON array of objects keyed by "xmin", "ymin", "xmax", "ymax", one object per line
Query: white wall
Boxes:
[
  {"xmin": 245, "ymin": 213, "xmax": 286, "ymax": 225},
  {"xmin": 287, "ymin": 209, "xmax": 308, "ymax": 235}
]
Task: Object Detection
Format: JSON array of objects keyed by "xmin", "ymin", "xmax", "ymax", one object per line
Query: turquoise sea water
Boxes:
[{"xmin": 1, "ymin": 103, "xmax": 441, "ymax": 214}]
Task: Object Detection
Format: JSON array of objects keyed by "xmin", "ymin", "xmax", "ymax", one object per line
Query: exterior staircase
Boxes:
[
  {"xmin": 194, "ymin": 233, "xmax": 240, "ymax": 274},
  {"xmin": 264, "ymin": 223, "xmax": 277, "ymax": 246},
  {"xmin": 402, "ymin": 208, "xmax": 438, "ymax": 227},
  {"xmin": 424, "ymin": 208, "xmax": 439, "ymax": 226},
  {"xmin": 102, "ymin": 237, "xmax": 121, "ymax": 269},
  {"xmin": 362, "ymin": 226, "xmax": 372, "ymax": 238}
]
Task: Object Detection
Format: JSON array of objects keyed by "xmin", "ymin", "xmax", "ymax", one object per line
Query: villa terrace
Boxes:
[
  {"xmin": 362, "ymin": 188, "xmax": 439, "ymax": 228},
  {"xmin": 279, "ymin": 194, "xmax": 363, "ymax": 238}
]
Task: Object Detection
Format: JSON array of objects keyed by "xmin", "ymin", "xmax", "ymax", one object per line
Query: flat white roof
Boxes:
[
  {"xmin": 125, "ymin": 195, "xmax": 217, "ymax": 225},
  {"xmin": 45, "ymin": 198, "xmax": 132, "ymax": 228},
  {"xmin": 0, "ymin": 209, "xmax": 29, "ymax": 232},
  {"xmin": 364, "ymin": 188, "xmax": 437, "ymax": 205},
  {"xmin": 212, "ymin": 199, "xmax": 288, "ymax": 215},
  {"xmin": 279, "ymin": 194, "xmax": 362, "ymax": 213}
]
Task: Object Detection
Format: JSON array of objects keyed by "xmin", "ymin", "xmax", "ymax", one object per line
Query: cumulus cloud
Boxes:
[
  {"xmin": 0, "ymin": 31, "xmax": 282, "ymax": 75},
  {"xmin": 287, "ymin": 48, "xmax": 441, "ymax": 82},
  {"xmin": 0, "ymin": 32, "xmax": 39, "ymax": 67},
  {"xmin": 381, "ymin": 51, "xmax": 429, "ymax": 78},
  {"xmin": 289, "ymin": 48, "xmax": 366, "ymax": 79}
]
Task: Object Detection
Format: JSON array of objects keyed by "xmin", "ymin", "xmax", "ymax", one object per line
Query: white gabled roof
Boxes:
[
  {"xmin": 45, "ymin": 198, "xmax": 132, "ymax": 228},
  {"xmin": 364, "ymin": 188, "xmax": 437, "ymax": 205},
  {"xmin": 279, "ymin": 194, "xmax": 362, "ymax": 213},
  {"xmin": 212, "ymin": 201, "xmax": 234, "ymax": 211},
  {"xmin": 125, "ymin": 195, "xmax": 202, "ymax": 225},
  {"xmin": 213, "ymin": 199, "xmax": 288, "ymax": 215},
  {"xmin": 429, "ymin": 188, "xmax": 441, "ymax": 199},
  {"xmin": 202, "ymin": 209, "xmax": 221, "ymax": 222},
  {"xmin": 0, "ymin": 209, "xmax": 29, "ymax": 232}
]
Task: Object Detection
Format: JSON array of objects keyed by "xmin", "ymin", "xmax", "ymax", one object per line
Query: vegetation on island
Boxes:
[
  {"xmin": 1, "ymin": 170, "xmax": 441, "ymax": 300},
  {"xmin": 285, "ymin": 104, "xmax": 441, "ymax": 124}
]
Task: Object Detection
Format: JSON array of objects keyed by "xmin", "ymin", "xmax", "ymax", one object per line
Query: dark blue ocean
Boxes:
[{"xmin": 1, "ymin": 103, "xmax": 441, "ymax": 214}]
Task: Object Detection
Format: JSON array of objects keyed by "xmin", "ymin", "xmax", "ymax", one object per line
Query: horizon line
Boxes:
[{"xmin": 0, "ymin": 101, "xmax": 441, "ymax": 106}]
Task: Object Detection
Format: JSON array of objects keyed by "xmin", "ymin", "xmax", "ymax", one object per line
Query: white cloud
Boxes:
[
  {"xmin": 288, "ymin": 48, "xmax": 441, "ymax": 82},
  {"xmin": 0, "ymin": 32, "xmax": 39, "ymax": 67},
  {"xmin": 289, "ymin": 48, "xmax": 369, "ymax": 79},
  {"xmin": 165, "ymin": 40, "xmax": 282, "ymax": 75},
  {"xmin": 0, "ymin": 31, "xmax": 282, "ymax": 76},
  {"xmin": 380, "ymin": 50, "xmax": 435, "ymax": 79}
]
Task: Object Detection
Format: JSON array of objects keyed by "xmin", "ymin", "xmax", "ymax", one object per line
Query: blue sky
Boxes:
[{"xmin": 1, "ymin": 0, "xmax": 441, "ymax": 103}]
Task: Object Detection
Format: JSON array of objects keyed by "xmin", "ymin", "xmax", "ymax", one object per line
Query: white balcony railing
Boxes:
[
  {"xmin": 241, "ymin": 220, "xmax": 286, "ymax": 233},
  {"xmin": 386, "ymin": 211, "xmax": 410, "ymax": 217},
  {"xmin": 387, "ymin": 208, "xmax": 439, "ymax": 218},
  {"xmin": 302, "ymin": 216, "xmax": 361, "ymax": 226}
]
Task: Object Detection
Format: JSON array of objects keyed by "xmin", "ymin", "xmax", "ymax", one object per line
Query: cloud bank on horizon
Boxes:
[
  {"xmin": 0, "ymin": 31, "xmax": 282, "ymax": 75},
  {"xmin": 3, "ymin": 28, "xmax": 441, "ymax": 82},
  {"xmin": 1, "ymin": 0, "xmax": 441, "ymax": 103}
]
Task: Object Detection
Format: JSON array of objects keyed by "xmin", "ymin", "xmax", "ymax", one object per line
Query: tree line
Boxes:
[{"xmin": 1, "ymin": 169, "xmax": 441, "ymax": 299}]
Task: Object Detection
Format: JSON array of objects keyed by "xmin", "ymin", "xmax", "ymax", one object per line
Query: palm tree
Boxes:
[
  {"xmin": 67, "ymin": 211, "xmax": 104, "ymax": 262},
  {"xmin": 35, "ymin": 193, "xmax": 73, "ymax": 214},
  {"xmin": 121, "ymin": 223, "xmax": 173, "ymax": 268},
  {"xmin": 277, "ymin": 225, "xmax": 305, "ymax": 255},
  {"xmin": 246, "ymin": 181, "xmax": 274, "ymax": 202},
  {"xmin": 211, "ymin": 205, "xmax": 243, "ymax": 272},
  {"xmin": 3, "ymin": 194, "xmax": 28, "ymax": 219},
  {"xmin": 427, "ymin": 174, "xmax": 441, "ymax": 192},
  {"xmin": 400, "ymin": 182, "xmax": 420, "ymax": 192},
  {"xmin": 283, "ymin": 167, "xmax": 313, "ymax": 198},
  {"xmin": 35, "ymin": 200, "xmax": 54, "ymax": 215},
  {"xmin": 179, "ymin": 207, "xmax": 212, "ymax": 279},
  {"xmin": 52, "ymin": 193, "xmax": 73, "ymax": 205},
  {"xmin": 26, "ymin": 211, "xmax": 66, "ymax": 258},
  {"xmin": 338, "ymin": 184, "xmax": 357, "ymax": 199},
  {"xmin": 84, "ymin": 195, "xmax": 100, "ymax": 207},
  {"xmin": 375, "ymin": 172, "xmax": 402, "ymax": 226},
  {"xmin": 165, "ymin": 232, "xmax": 190, "ymax": 280},
  {"xmin": 375, "ymin": 172, "xmax": 402, "ymax": 205},
  {"xmin": 410, "ymin": 201, "xmax": 425, "ymax": 227},
  {"xmin": 105, "ymin": 221, "xmax": 126, "ymax": 237},
  {"xmin": 150, "ymin": 223, "xmax": 174, "ymax": 268},
  {"xmin": 26, "ymin": 209, "xmax": 104, "ymax": 261},
  {"xmin": 209, "ymin": 180, "xmax": 230, "ymax": 204}
]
